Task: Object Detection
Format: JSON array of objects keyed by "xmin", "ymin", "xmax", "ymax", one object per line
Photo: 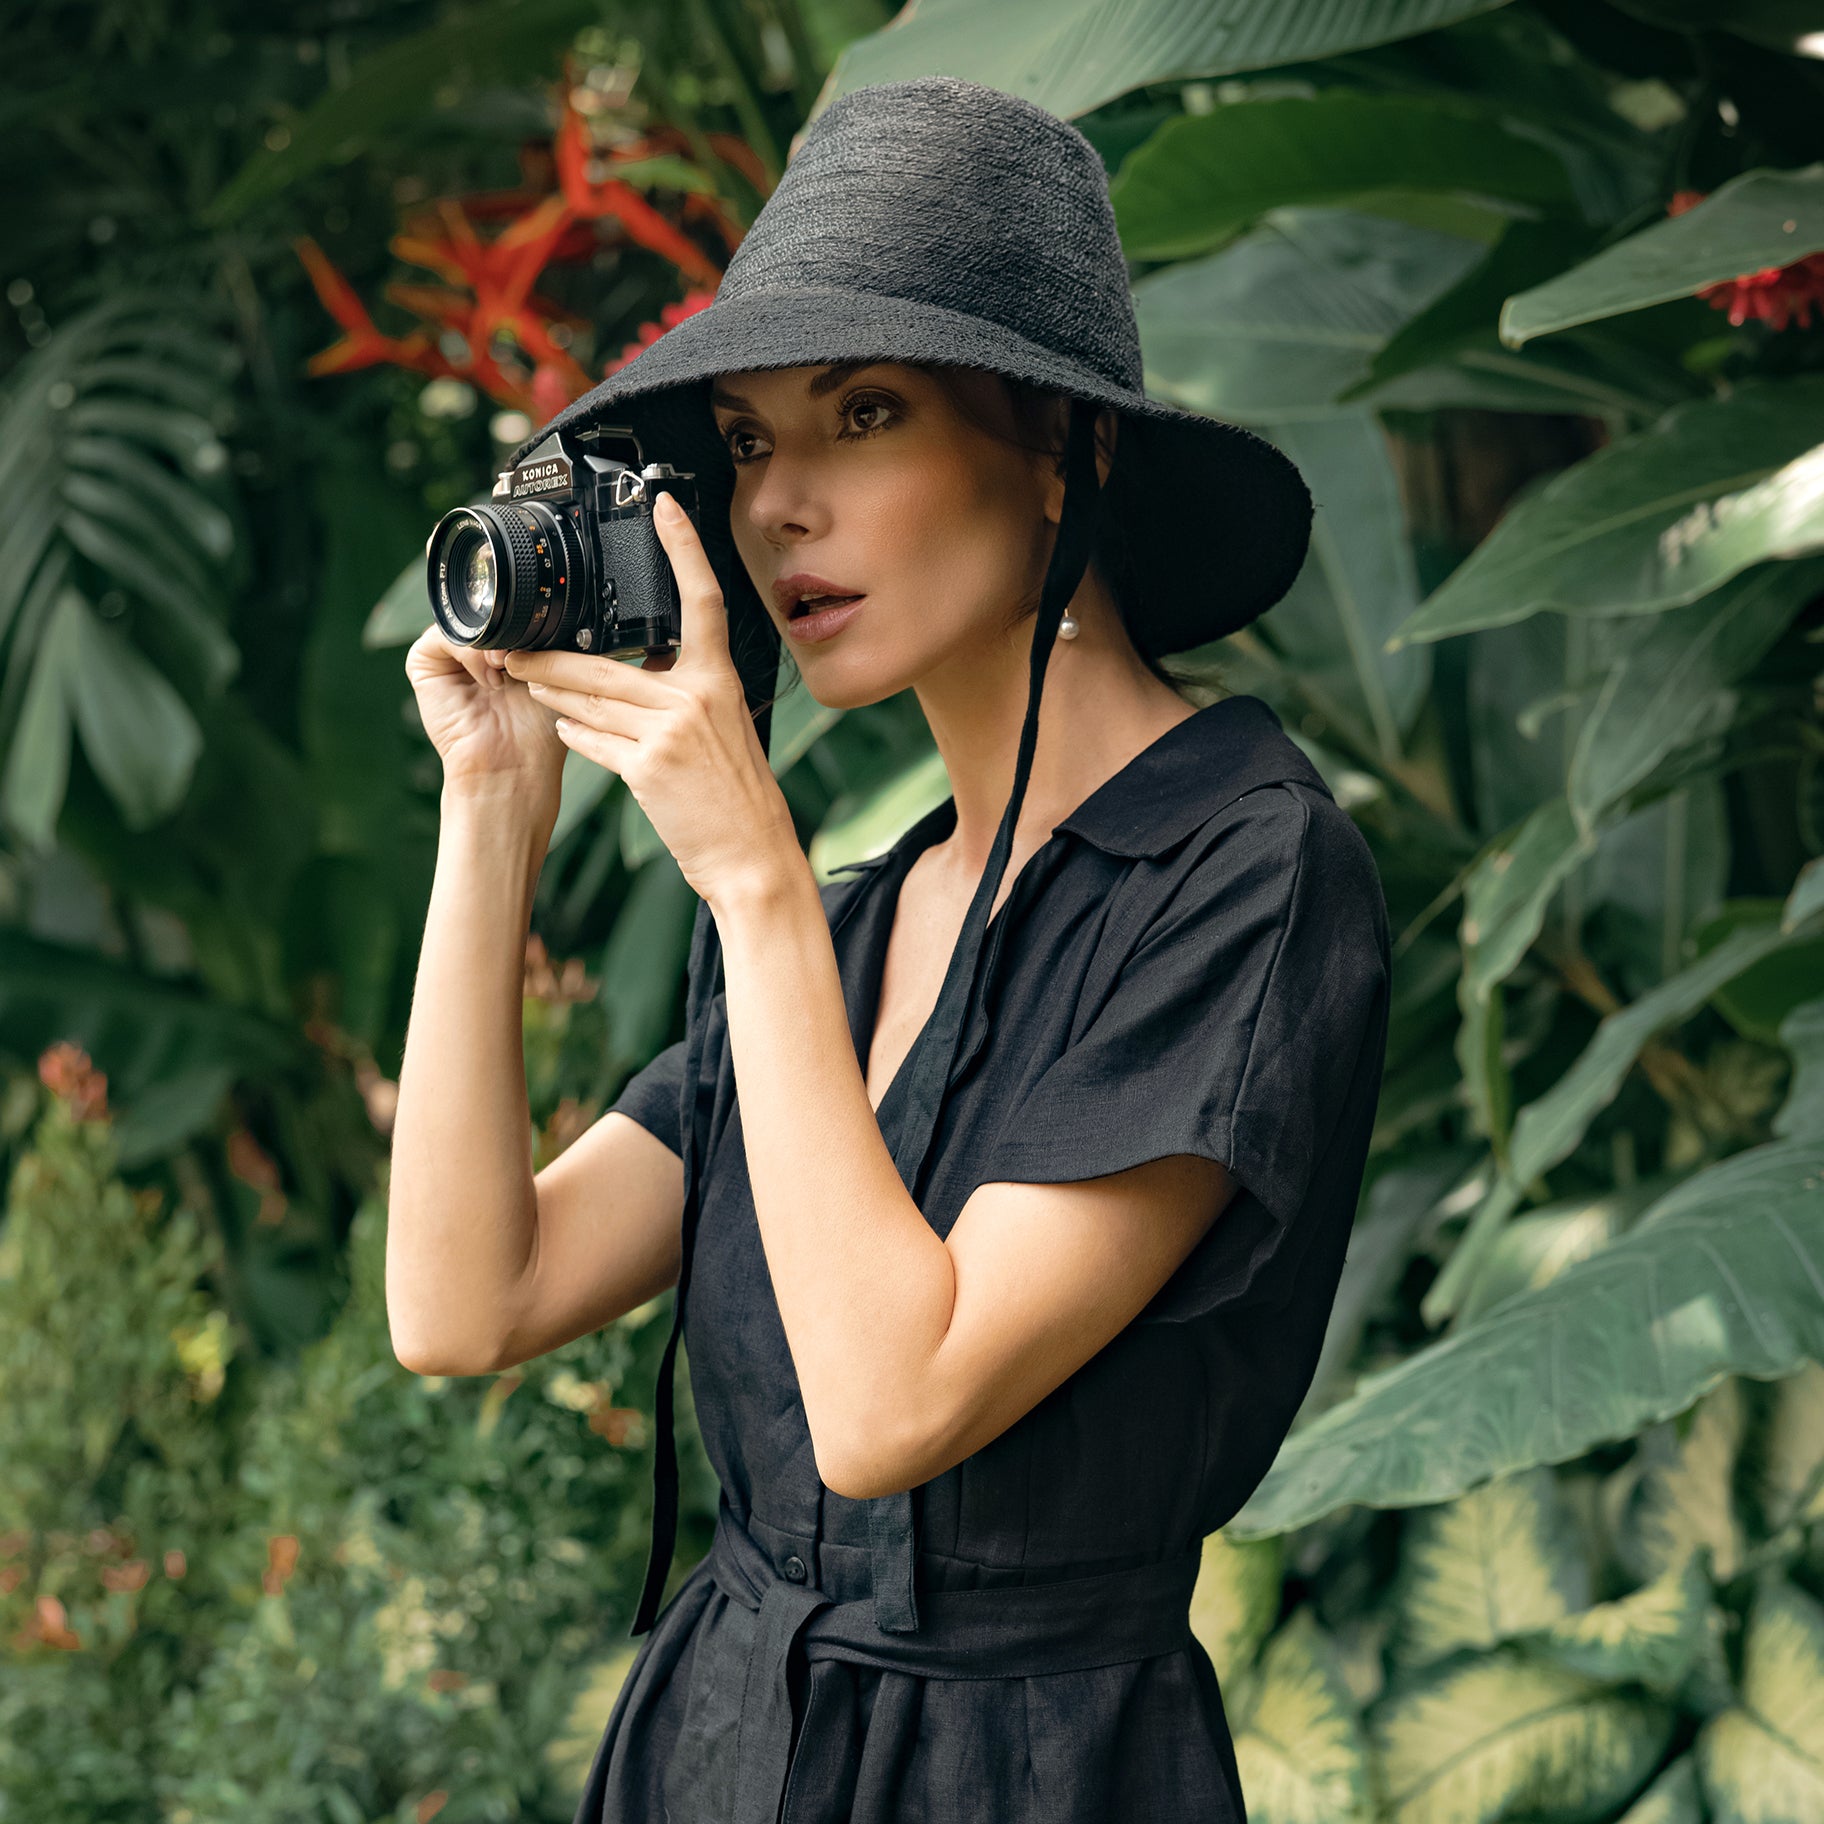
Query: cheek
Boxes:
[{"xmin": 857, "ymin": 460, "xmax": 1039, "ymax": 633}]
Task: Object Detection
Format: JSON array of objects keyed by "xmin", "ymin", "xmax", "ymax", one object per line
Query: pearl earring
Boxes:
[{"xmin": 1057, "ymin": 611, "xmax": 1079, "ymax": 641}]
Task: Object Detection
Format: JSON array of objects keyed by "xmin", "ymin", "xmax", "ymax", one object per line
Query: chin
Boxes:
[
  {"xmin": 793, "ymin": 670, "xmax": 898, "ymax": 713},
  {"xmin": 785, "ymin": 642, "xmax": 920, "ymax": 712}
]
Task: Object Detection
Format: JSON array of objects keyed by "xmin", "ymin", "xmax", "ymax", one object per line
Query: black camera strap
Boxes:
[{"xmin": 630, "ymin": 399, "xmax": 1104, "ymax": 1639}]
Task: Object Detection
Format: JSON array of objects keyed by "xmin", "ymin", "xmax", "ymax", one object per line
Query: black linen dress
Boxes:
[{"xmin": 571, "ymin": 692, "xmax": 1391, "ymax": 1824}]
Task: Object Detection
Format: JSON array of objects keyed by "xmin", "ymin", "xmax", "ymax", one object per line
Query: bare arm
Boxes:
[
  {"xmin": 385, "ymin": 778, "xmax": 684, "ymax": 1375},
  {"xmin": 714, "ymin": 863, "xmax": 1236, "ymax": 1501}
]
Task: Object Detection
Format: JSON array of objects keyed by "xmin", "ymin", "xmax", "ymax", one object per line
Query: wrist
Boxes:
[
  {"xmin": 707, "ymin": 840, "xmax": 817, "ymax": 925},
  {"xmin": 438, "ymin": 779, "xmax": 555, "ymax": 871},
  {"xmin": 440, "ymin": 771, "xmax": 558, "ymax": 833}
]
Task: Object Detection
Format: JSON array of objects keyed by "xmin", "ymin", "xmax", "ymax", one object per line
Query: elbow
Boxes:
[
  {"xmin": 390, "ymin": 1328, "xmax": 499, "ymax": 1379},
  {"xmin": 812, "ymin": 1413, "xmax": 932, "ymax": 1504}
]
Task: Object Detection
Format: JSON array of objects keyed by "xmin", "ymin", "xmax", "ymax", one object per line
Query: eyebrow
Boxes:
[{"xmin": 710, "ymin": 361, "xmax": 883, "ymax": 411}]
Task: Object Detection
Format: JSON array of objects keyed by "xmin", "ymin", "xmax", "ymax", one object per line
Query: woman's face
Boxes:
[{"xmin": 709, "ymin": 362, "xmax": 1061, "ymax": 707}]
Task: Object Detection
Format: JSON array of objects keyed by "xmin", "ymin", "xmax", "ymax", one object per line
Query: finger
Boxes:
[
  {"xmin": 430, "ymin": 628, "xmax": 502, "ymax": 691},
  {"xmin": 504, "ymin": 647, "xmax": 671, "ymax": 705},
  {"xmin": 522, "ymin": 679, "xmax": 656, "ymax": 739},
  {"xmin": 552, "ymin": 714, "xmax": 640, "ymax": 777},
  {"xmin": 652, "ymin": 493, "xmax": 731, "ymax": 673}
]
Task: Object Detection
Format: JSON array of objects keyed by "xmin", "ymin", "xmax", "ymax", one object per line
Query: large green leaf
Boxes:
[
  {"xmin": 62, "ymin": 585, "xmax": 205, "ymax": 832},
  {"xmin": 1389, "ymin": 380, "xmax": 1824, "ymax": 647},
  {"xmin": 1256, "ymin": 413, "xmax": 1430, "ymax": 764},
  {"xmin": 1457, "ymin": 1176, "xmax": 1674, "ymax": 1324},
  {"xmin": 1694, "ymin": 899, "xmax": 1824, "ymax": 1047},
  {"xmin": 1759, "ymin": 1360, "xmax": 1824, "ymax": 1530},
  {"xmin": 1348, "ymin": 218, "xmax": 1602, "ymax": 397},
  {"xmin": 1774, "ymin": 998, "xmax": 1824, "ymax": 1142},
  {"xmin": 364, "ymin": 549, "xmax": 434, "ymax": 649},
  {"xmin": 1521, "ymin": 1550, "xmax": 1715, "ymax": 1697},
  {"xmin": 1568, "ymin": 559, "xmax": 1824, "ymax": 832},
  {"xmin": 1455, "ymin": 797, "xmax": 1597, "ymax": 1151},
  {"xmin": 1622, "ymin": 1379, "xmax": 1748, "ymax": 1586},
  {"xmin": 1135, "ymin": 208, "xmax": 1483, "ymax": 423},
  {"xmin": 1695, "ymin": 1578, "xmax": 1824, "ymax": 1823},
  {"xmin": 1228, "ymin": 1608, "xmax": 1372, "ymax": 1824},
  {"xmin": 205, "ymin": 0, "xmax": 602, "ymax": 221},
  {"xmin": 1503, "ymin": 902, "xmax": 1817, "ymax": 1193},
  {"xmin": 1617, "ymin": 1756, "xmax": 1704, "ymax": 1824},
  {"xmin": 1430, "ymin": 901, "xmax": 1816, "ymax": 1327},
  {"xmin": 818, "ymin": 0, "xmax": 1516, "ymax": 123},
  {"xmin": 1188, "ymin": 1527, "xmax": 1282, "ymax": 1685},
  {"xmin": 1390, "ymin": 1468, "xmax": 1591, "ymax": 1672},
  {"xmin": 1502, "ymin": 165, "xmax": 1824, "ymax": 347},
  {"xmin": 1372, "ymin": 1647, "xmax": 1672, "ymax": 1824},
  {"xmin": 597, "ymin": 849, "xmax": 697, "ymax": 1075},
  {"xmin": 1111, "ymin": 92, "xmax": 1579, "ymax": 263},
  {"xmin": 1787, "ymin": 856, "xmax": 1824, "ymax": 933},
  {"xmin": 1231, "ymin": 1139, "xmax": 1824, "ymax": 1534},
  {"xmin": 807, "ymin": 745, "xmax": 950, "ymax": 880}
]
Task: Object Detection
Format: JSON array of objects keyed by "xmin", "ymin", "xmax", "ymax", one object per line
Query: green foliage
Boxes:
[
  {"xmin": 1236, "ymin": 1138, "xmax": 1824, "ymax": 1533},
  {"xmin": 1502, "ymin": 165, "xmax": 1824, "ymax": 345},
  {"xmin": 1391, "ymin": 381, "xmax": 1824, "ymax": 641},
  {"xmin": 1112, "ymin": 91, "xmax": 1584, "ymax": 262},
  {"xmin": 0, "ymin": 1089, "xmax": 682, "ymax": 1822},
  {"xmin": 824, "ymin": 0, "xmax": 1515, "ymax": 120},
  {"xmin": 8, "ymin": 0, "xmax": 1824, "ymax": 1818}
]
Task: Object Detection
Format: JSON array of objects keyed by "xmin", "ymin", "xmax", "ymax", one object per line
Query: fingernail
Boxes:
[{"xmin": 655, "ymin": 491, "xmax": 683, "ymax": 522}]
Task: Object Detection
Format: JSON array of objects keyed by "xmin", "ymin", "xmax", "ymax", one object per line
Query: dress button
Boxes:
[{"xmin": 782, "ymin": 1553, "xmax": 807, "ymax": 1583}]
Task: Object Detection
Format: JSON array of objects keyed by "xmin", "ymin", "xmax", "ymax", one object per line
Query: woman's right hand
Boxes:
[{"xmin": 404, "ymin": 626, "xmax": 565, "ymax": 816}]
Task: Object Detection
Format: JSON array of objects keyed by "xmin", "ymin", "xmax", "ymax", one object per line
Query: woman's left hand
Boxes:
[{"xmin": 501, "ymin": 492, "xmax": 800, "ymax": 906}]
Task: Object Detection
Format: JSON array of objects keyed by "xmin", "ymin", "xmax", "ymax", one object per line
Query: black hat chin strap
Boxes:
[{"xmin": 630, "ymin": 398, "xmax": 1105, "ymax": 1640}]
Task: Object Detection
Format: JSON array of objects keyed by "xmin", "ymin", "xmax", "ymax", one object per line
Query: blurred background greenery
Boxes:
[{"xmin": 3, "ymin": 1, "xmax": 1824, "ymax": 1819}]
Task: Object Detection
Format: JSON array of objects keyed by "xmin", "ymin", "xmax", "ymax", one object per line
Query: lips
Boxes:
[{"xmin": 774, "ymin": 572, "xmax": 865, "ymax": 618}]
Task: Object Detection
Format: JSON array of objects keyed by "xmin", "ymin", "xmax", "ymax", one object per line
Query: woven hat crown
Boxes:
[{"xmin": 721, "ymin": 79, "xmax": 1144, "ymax": 393}]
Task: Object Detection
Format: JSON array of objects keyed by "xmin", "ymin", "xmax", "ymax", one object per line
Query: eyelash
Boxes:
[{"xmin": 721, "ymin": 390, "xmax": 899, "ymax": 466}]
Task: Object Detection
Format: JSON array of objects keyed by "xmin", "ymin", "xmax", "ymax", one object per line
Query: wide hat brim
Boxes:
[{"xmin": 515, "ymin": 284, "xmax": 1312, "ymax": 676}]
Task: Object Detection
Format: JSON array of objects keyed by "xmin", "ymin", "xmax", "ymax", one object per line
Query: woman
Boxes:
[{"xmin": 389, "ymin": 77, "xmax": 1390, "ymax": 1824}]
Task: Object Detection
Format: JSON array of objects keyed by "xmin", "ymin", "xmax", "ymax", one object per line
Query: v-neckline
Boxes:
[
  {"xmin": 855, "ymin": 808, "xmax": 1034, "ymax": 1121},
  {"xmin": 846, "ymin": 701, "xmax": 1217, "ymax": 1121}
]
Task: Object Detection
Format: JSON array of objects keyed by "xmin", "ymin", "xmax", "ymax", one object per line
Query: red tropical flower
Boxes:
[
  {"xmin": 298, "ymin": 59, "xmax": 746, "ymax": 416},
  {"xmin": 1668, "ymin": 189, "xmax": 1824, "ymax": 332}
]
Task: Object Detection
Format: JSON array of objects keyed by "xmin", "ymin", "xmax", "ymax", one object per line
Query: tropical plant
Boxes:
[{"xmin": 7, "ymin": 1, "xmax": 1824, "ymax": 1820}]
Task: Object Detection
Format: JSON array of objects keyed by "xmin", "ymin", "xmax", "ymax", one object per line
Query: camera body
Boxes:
[{"xmin": 425, "ymin": 428, "xmax": 696, "ymax": 657}]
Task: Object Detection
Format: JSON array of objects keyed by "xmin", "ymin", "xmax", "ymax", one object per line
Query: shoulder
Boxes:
[{"xmin": 1165, "ymin": 779, "xmax": 1385, "ymax": 937}]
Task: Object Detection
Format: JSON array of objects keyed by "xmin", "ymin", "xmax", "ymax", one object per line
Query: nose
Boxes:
[{"xmin": 740, "ymin": 447, "xmax": 829, "ymax": 549}]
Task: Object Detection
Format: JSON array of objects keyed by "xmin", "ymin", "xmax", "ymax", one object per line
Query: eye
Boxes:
[
  {"xmin": 718, "ymin": 390, "xmax": 900, "ymax": 468},
  {"xmin": 839, "ymin": 390, "xmax": 899, "ymax": 439},
  {"xmin": 720, "ymin": 420, "xmax": 769, "ymax": 466}
]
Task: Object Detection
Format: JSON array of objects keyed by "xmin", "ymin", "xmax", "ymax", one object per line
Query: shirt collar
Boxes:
[
  {"xmin": 825, "ymin": 693, "xmax": 1325, "ymax": 891},
  {"xmin": 1054, "ymin": 693, "xmax": 1326, "ymax": 858}
]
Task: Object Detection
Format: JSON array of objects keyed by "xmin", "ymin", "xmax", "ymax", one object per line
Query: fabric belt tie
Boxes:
[{"xmin": 705, "ymin": 1503, "xmax": 1202, "ymax": 1824}]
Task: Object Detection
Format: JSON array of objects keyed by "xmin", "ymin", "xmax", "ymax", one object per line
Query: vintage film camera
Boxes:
[{"xmin": 424, "ymin": 427, "xmax": 695, "ymax": 657}]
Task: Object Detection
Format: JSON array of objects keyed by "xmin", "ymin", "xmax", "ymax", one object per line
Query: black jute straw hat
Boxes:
[{"xmin": 516, "ymin": 75, "xmax": 1314, "ymax": 1640}]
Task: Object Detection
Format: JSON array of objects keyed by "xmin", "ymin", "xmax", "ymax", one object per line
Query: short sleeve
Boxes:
[
  {"xmin": 607, "ymin": 1036, "xmax": 689, "ymax": 1158},
  {"xmin": 981, "ymin": 784, "xmax": 1390, "ymax": 1320}
]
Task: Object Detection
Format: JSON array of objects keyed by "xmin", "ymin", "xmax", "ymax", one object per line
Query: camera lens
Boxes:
[
  {"xmin": 462, "ymin": 539, "xmax": 497, "ymax": 615},
  {"xmin": 426, "ymin": 502, "xmax": 581, "ymax": 648}
]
